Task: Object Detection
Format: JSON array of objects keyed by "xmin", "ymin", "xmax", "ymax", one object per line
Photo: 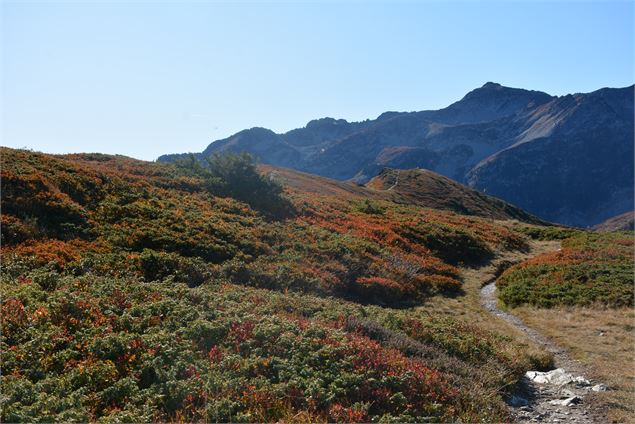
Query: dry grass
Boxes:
[
  {"xmin": 414, "ymin": 241, "xmax": 562, "ymax": 369},
  {"xmin": 439, "ymin": 238, "xmax": 634, "ymax": 422},
  {"xmin": 261, "ymin": 164, "xmax": 546, "ymax": 223},
  {"xmin": 513, "ymin": 306, "xmax": 635, "ymax": 422}
]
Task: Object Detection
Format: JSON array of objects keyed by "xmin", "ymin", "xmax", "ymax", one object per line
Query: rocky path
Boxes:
[
  {"xmin": 479, "ymin": 248, "xmax": 606, "ymax": 423},
  {"xmin": 386, "ymin": 169, "xmax": 399, "ymax": 191}
]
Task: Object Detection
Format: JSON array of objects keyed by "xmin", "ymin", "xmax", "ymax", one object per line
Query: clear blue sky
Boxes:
[{"xmin": 2, "ymin": 1, "xmax": 634, "ymax": 161}]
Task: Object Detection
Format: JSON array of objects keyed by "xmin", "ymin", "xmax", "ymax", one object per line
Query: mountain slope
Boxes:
[
  {"xmin": 467, "ymin": 86, "xmax": 635, "ymax": 226},
  {"xmin": 365, "ymin": 168, "xmax": 545, "ymax": 224},
  {"xmin": 2, "ymin": 147, "xmax": 553, "ymax": 422},
  {"xmin": 159, "ymin": 83, "xmax": 634, "ymax": 228},
  {"xmin": 259, "ymin": 165, "xmax": 546, "ymax": 224},
  {"xmin": 593, "ymin": 211, "xmax": 635, "ymax": 232}
]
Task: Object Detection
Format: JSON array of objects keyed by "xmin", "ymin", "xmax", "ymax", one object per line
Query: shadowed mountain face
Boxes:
[
  {"xmin": 158, "ymin": 83, "xmax": 634, "ymax": 227},
  {"xmin": 593, "ymin": 211, "xmax": 635, "ymax": 232}
]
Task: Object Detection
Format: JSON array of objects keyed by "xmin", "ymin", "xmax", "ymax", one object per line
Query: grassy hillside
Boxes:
[
  {"xmin": 1, "ymin": 148, "xmax": 530, "ymax": 305},
  {"xmin": 495, "ymin": 230, "xmax": 635, "ymax": 421},
  {"xmin": 365, "ymin": 168, "xmax": 546, "ymax": 224},
  {"xmin": 1, "ymin": 147, "xmax": 550, "ymax": 422}
]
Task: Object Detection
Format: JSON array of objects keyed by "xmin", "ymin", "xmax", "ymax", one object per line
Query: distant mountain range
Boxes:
[{"xmin": 158, "ymin": 82, "xmax": 634, "ymax": 227}]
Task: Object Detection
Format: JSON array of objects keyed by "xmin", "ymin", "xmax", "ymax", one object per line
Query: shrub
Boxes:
[
  {"xmin": 354, "ymin": 199, "xmax": 385, "ymax": 215},
  {"xmin": 176, "ymin": 152, "xmax": 294, "ymax": 217},
  {"xmin": 497, "ymin": 232, "xmax": 634, "ymax": 307},
  {"xmin": 400, "ymin": 223, "xmax": 493, "ymax": 265},
  {"xmin": 513, "ymin": 224, "xmax": 582, "ymax": 241},
  {"xmin": 137, "ymin": 249, "xmax": 210, "ymax": 287}
]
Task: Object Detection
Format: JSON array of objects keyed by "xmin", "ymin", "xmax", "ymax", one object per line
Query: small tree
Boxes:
[{"xmin": 175, "ymin": 152, "xmax": 292, "ymax": 217}]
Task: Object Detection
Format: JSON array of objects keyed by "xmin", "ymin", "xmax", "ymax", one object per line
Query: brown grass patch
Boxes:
[{"xmin": 513, "ymin": 305, "xmax": 635, "ymax": 423}]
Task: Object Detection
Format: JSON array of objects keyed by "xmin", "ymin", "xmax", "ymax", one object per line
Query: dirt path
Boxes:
[
  {"xmin": 386, "ymin": 169, "xmax": 399, "ymax": 191},
  {"xmin": 478, "ymin": 243, "xmax": 604, "ymax": 423}
]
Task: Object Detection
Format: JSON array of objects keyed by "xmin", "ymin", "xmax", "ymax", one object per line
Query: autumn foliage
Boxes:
[
  {"xmin": 1, "ymin": 147, "xmax": 528, "ymax": 305},
  {"xmin": 1, "ymin": 147, "xmax": 544, "ymax": 422},
  {"xmin": 497, "ymin": 232, "xmax": 634, "ymax": 307}
]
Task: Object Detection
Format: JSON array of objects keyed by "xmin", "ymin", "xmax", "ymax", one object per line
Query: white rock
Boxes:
[
  {"xmin": 549, "ymin": 396, "xmax": 582, "ymax": 407},
  {"xmin": 561, "ymin": 389, "xmax": 577, "ymax": 398},
  {"xmin": 591, "ymin": 384, "xmax": 608, "ymax": 392},
  {"xmin": 525, "ymin": 368, "xmax": 591, "ymax": 386},
  {"xmin": 573, "ymin": 376, "xmax": 591, "ymax": 386}
]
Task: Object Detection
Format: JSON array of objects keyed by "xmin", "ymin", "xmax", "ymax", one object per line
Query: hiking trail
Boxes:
[{"xmin": 477, "ymin": 242, "xmax": 606, "ymax": 423}]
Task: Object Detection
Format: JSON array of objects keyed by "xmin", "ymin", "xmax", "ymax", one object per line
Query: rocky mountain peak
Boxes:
[{"xmin": 159, "ymin": 83, "xmax": 633, "ymax": 227}]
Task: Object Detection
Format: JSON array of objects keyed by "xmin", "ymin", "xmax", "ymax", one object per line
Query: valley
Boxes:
[{"xmin": 3, "ymin": 2, "xmax": 633, "ymax": 423}]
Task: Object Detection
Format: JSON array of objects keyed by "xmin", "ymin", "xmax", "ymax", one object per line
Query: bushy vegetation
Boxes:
[
  {"xmin": 497, "ymin": 232, "xmax": 634, "ymax": 308},
  {"xmin": 1, "ymin": 147, "xmax": 544, "ymax": 422},
  {"xmin": 1, "ymin": 256, "xmax": 548, "ymax": 422},
  {"xmin": 1, "ymin": 148, "xmax": 528, "ymax": 306},
  {"xmin": 366, "ymin": 168, "xmax": 545, "ymax": 224},
  {"xmin": 174, "ymin": 152, "xmax": 293, "ymax": 217},
  {"xmin": 511, "ymin": 224, "xmax": 582, "ymax": 241}
]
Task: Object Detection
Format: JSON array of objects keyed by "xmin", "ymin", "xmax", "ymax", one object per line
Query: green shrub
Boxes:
[
  {"xmin": 497, "ymin": 232, "xmax": 634, "ymax": 307},
  {"xmin": 513, "ymin": 224, "xmax": 582, "ymax": 241},
  {"xmin": 400, "ymin": 223, "xmax": 493, "ymax": 265},
  {"xmin": 354, "ymin": 199, "xmax": 385, "ymax": 215},
  {"xmin": 175, "ymin": 152, "xmax": 294, "ymax": 217},
  {"xmin": 138, "ymin": 249, "xmax": 210, "ymax": 287}
]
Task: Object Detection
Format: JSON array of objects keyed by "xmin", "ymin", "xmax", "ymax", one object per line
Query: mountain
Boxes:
[
  {"xmin": 592, "ymin": 211, "xmax": 635, "ymax": 232},
  {"xmin": 2, "ymin": 148, "xmax": 632, "ymax": 422},
  {"xmin": 365, "ymin": 168, "xmax": 545, "ymax": 224},
  {"xmin": 158, "ymin": 83, "xmax": 634, "ymax": 228}
]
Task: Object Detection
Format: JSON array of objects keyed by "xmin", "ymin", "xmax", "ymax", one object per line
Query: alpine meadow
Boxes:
[{"xmin": 1, "ymin": 1, "xmax": 634, "ymax": 423}]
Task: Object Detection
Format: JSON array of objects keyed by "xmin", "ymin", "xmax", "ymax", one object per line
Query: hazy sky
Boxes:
[{"xmin": 2, "ymin": 1, "xmax": 634, "ymax": 161}]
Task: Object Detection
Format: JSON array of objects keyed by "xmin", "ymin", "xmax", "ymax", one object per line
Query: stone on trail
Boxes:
[
  {"xmin": 509, "ymin": 395, "xmax": 529, "ymax": 407},
  {"xmin": 525, "ymin": 368, "xmax": 591, "ymax": 386},
  {"xmin": 548, "ymin": 396, "xmax": 583, "ymax": 407}
]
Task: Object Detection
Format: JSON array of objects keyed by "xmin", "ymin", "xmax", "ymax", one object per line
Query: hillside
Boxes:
[
  {"xmin": 592, "ymin": 211, "xmax": 635, "ymax": 232},
  {"xmin": 2, "ymin": 147, "xmax": 552, "ymax": 422},
  {"xmin": 494, "ymin": 230, "xmax": 635, "ymax": 422},
  {"xmin": 260, "ymin": 165, "xmax": 546, "ymax": 225},
  {"xmin": 159, "ymin": 83, "xmax": 634, "ymax": 228},
  {"xmin": 365, "ymin": 168, "xmax": 545, "ymax": 224},
  {"xmin": 497, "ymin": 231, "xmax": 634, "ymax": 308}
]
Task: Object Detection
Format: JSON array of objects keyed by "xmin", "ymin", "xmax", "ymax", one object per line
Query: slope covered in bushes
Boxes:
[
  {"xmin": 1, "ymin": 147, "xmax": 528, "ymax": 305},
  {"xmin": 496, "ymin": 232, "xmax": 634, "ymax": 308},
  {"xmin": 1, "ymin": 267, "xmax": 549, "ymax": 422},
  {"xmin": 366, "ymin": 168, "xmax": 546, "ymax": 224},
  {"xmin": 1, "ymin": 147, "xmax": 545, "ymax": 422}
]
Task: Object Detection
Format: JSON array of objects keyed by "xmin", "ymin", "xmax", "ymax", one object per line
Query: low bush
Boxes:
[
  {"xmin": 0, "ymin": 266, "xmax": 543, "ymax": 422},
  {"xmin": 497, "ymin": 232, "xmax": 634, "ymax": 307},
  {"xmin": 175, "ymin": 152, "xmax": 294, "ymax": 217}
]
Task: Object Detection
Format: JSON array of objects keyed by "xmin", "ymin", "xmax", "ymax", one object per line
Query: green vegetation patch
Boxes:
[
  {"xmin": 1, "ymin": 255, "xmax": 545, "ymax": 422},
  {"xmin": 497, "ymin": 232, "xmax": 634, "ymax": 308}
]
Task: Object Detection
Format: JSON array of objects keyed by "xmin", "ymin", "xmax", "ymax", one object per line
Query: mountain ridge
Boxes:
[
  {"xmin": 258, "ymin": 164, "xmax": 547, "ymax": 225},
  {"xmin": 158, "ymin": 82, "xmax": 634, "ymax": 227}
]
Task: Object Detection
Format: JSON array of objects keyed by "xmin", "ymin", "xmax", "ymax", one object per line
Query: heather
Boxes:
[
  {"xmin": 1, "ymin": 147, "xmax": 546, "ymax": 422},
  {"xmin": 496, "ymin": 232, "xmax": 634, "ymax": 308},
  {"xmin": 1, "ymin": 258, "xmax": 543, "ymax": 422},
  {"xmin": 1, "ymin": 148, "xmax": 527, "ymax": 305}
]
